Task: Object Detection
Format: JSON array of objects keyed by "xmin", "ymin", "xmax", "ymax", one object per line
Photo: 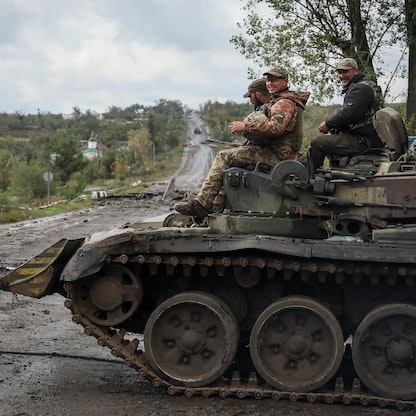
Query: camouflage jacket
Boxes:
[{"xmin": 242, "ymin": 89, "xmax": 310, "ymax": 151}]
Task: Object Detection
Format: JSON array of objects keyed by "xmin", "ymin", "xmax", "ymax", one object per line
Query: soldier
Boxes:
[
  {"xmin": 211, "ymin": 78, "xmax": 270, "ymax": 212},
  {"xmin": 243, "ymin": 78, "xmax": 270, "ymax": 112},
  {"xmin": 241, "ymin": 78, "xmax": 270, "ymax": 126},
  {"xmin": 309, "ymin": 58, "xmax": 384, "ymax": 173},
  {"xmin": 174, "ymin": 65, "xmax": 310, "ymax": 217}
]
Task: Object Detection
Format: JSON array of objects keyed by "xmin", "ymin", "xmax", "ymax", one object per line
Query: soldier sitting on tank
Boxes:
[
  {"xmin": 243, "ymin": 77, "xmax": 271, "ymax": 117},
  {"xmin": 211, "ymin": 78, "xmax": 271, "ymax": 212},
  {"xmin": 309, "ymin": 58, "xmax": 385, "ymax": 174},
  {"xmin": 174, "ymin": 65, "xmax": 310, "ymax": 217}
]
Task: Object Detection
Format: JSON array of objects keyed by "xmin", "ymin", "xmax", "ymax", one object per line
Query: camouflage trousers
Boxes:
[{"xmin": 196, "ymin": 144, "xmax": 297, "ymax": 210}]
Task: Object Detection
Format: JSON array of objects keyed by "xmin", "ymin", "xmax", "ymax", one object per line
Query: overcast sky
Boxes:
[
  {"xmin": 1, "ymin": 0, "xmax": 257, "ymax": 114},
  {"xmin": 1, "ymin": 0, "xmax": 408, "ymax": 115}
]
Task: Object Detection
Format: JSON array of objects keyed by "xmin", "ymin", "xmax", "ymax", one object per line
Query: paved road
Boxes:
[{"xmin": 173, "ymin": 112, "xmax": 213, "ymax": 192}]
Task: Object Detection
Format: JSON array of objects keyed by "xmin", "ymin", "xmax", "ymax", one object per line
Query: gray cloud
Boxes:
[
  {"xmin": 1, "ymin": 0, "xmax": 406, "ymax": 114},
  {"xmin": 0, "ymin": 0, "xmax": 251, "ymax": 114}
]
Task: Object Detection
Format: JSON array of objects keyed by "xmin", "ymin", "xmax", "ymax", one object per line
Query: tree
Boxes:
[
  {"xmin": 62, "ymin": 171, "xmax": 87, "ymax": 200},
  {"xmin": 146, "ymin": 100, "xmax": 186, "ymax": 151},
  {"xmin": 71, "ymin": 106, "xmax": 82, "ymax": 120},
  {"xmin": 127, "ymin": 127, "xmax": 154, "ymax": 169},
  {"xmin": 48, "ymin": 132, "xmax": 87, "ymax": 183},
  {"xmin": 0, "ymin": 150, "xmax": 12, "ymax": 191},
  {"xmin": 103, "ymin": 105, "xmax": 125, "ymax": 121},
  {"xmin": 82, "ymin": 157, "xmax": 107, "ymax": 182},
  {"xmin": 100, "ymin": 148, "xmax": 117, "ymax": 178},
  {"xmin": 98, "ymin": 122, "xmax": 130, "ymax": 146},
  {"xmin": 11, "ymin": 160, "xmax": 50, "ymax": 201},
  {"xmin": 405, "ymin": 0, "xmax": 416, "ymax": 132},
  {"xmin": 103, "ymin": 104, "xmax": 145, "ymax": 122},
  {"xmin": 231, "ymin": 1, "xmax": 410, "ymax": 111},
  {"xmin": 112, "ymin": 152, "xmax": 130, "ymax": 180}
]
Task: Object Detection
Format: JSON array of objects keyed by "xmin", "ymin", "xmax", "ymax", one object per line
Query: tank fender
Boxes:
[
  {"xmin": 60, "ymin": 228, "xmax": 135, "ymax": 281},
  {"xmin": 0, "ymin": 238, "xmax": 84, "ymax": 298}
]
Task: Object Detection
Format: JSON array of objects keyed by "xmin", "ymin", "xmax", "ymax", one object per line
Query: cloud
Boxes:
[
  {"xmin": 0, "ymin": 0, "xmax": 251, "ymax": 114},
  {"xmin": 0, "ymin": 0, "xmax": 407, "ymax": 114}
]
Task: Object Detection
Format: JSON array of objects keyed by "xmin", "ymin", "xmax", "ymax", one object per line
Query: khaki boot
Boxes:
[{"xmin": 173, "ymin": 199, "xmax": 209, "ymax": 217}]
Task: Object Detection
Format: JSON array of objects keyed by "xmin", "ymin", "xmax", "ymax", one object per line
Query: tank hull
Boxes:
[{"xmin": 3, "ymin": 212, "xmax": 416, "ymax": 408}]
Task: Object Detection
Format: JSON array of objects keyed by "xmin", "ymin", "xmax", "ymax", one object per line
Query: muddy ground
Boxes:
[
  {"xmin": 1, "ymin": 115, "xmax": 415, "ymax": 415},
  {"xmin": 1, "ymin": 198, "xmax": 411, "ymax": 416}
]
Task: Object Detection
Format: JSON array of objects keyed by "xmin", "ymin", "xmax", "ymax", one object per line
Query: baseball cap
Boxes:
[
  {"xmin": 243, "ymin": 78, "xmax": 268, "ymax": 98},
  {"xmin": 336, "ymin": 58, "xmax": 358, "ymax": 70},
  {"xmin": 263, "ymin": 65, "xmax": 289, "ymax": 79}
]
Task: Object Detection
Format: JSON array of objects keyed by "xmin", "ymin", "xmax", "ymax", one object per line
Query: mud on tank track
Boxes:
[{"xmin": 62, "ymin": 247, "xmax": 416, "ymax": 412}]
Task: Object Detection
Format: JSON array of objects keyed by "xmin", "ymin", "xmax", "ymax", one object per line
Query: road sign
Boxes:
[{"xmin": 43, "ymin": 171, "xmax": 53, "ymax": 182}]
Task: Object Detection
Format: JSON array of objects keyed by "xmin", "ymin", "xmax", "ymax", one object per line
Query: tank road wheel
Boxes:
[
  {"xmin": 144, "ymin": 291, "xmax": 239, "ymax": 387},
  {"xmin": 352, "ymin": 303, "xmax": 416, "ymax": 400},
  {"xmin": 72, "ymin": 264, "xmax": 143, "ymax": 326},
  {"xmin": 249, "ymin": 296, "xmax": 344, "ymax": 392}
]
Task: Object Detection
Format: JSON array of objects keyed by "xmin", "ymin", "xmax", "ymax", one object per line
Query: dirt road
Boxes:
[{"xmin": 0, "ymin": 114, "xmax": 413, "ymax": 416}]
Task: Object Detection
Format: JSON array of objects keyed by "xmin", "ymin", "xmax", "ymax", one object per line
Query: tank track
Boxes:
[{"xmin": 63, "ymin": 251, "xmax": 416, "ymax": 412}]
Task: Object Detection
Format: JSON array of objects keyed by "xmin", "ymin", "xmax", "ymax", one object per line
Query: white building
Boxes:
[{"xmin": 82, "ymin": 136, "xmax": 102, "ymax": 159}]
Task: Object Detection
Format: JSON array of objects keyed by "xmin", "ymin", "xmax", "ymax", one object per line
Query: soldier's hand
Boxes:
[
  {"xmin": 318, "ymin": 122, "xmax": 329, "ymax": 134},
  {"xmin": 230, "ymin": 121, "xmax": 245, "ymax": 134}
]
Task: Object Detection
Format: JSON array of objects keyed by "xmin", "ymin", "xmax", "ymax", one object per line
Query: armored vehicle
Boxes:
[{"xmin": 2, "ymin": 108, "xmax": 416, "ymax": 410}]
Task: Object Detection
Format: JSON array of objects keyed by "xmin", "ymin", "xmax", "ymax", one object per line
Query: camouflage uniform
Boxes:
[
  {"xmin": 212, "ymin": 86, "xmax": 269, "ymax": 210},
  {"xmin": 193, "ymin": 89, "xmax": 310, "ymax": 212},
  {"xmin": 243, "ymin": 110, "xmax": 268, "ymax": 124}
]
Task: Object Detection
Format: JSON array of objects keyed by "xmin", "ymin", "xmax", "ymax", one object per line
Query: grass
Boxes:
[{"xmin": 0, "ymin": 198, "xmax": 93, "ymax": 224}]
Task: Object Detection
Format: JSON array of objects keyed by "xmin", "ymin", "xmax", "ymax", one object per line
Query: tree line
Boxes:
[
  {"xmin": 0, "ymin": 99, "xmax": 187, "ymax": 207},
  {"xmin": 0, "ymin": 95, "xmax": 407, "ymax": 212}
]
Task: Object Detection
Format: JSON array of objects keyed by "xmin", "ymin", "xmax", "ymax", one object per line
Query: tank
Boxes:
[{"xmin": 2, "ymin": 107, "xmax": 416, "ymax": 410}]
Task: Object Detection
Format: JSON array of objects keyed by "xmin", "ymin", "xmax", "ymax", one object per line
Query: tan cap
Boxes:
[
  {"xmin": 336, "ymin": 58, "xmax": 358, "ymax": 70},
  {"xmin": 243, "ymin": 78, "xmax": 268, "ymax": 98},
  {"xmin": 263, "ymin": 65, "xmax": 289, "ymax": 79}
]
